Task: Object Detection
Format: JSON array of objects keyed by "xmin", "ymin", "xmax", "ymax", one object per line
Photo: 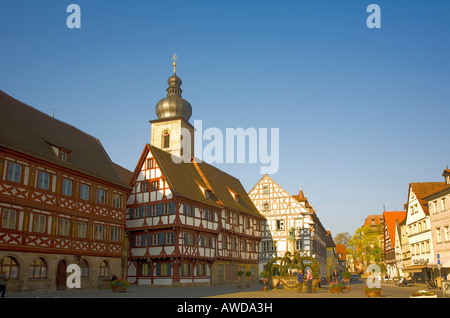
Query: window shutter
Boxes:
[
  {"xmin": 157, "ymin": 204, "xmax": 162, "ymax": 216},
  {"xmin": 156, "ymin": 263, "xmax": 160, "ymax": 276},
  {"xmin": 129, "ymin": 208, "xmax": 133, "ymax": 220},
  {"xmin": 131, "ymin": 235, "xmax": 135, "ymax": 247},
  {"xmin": 170, "ymin": 201, "xmax": 175, "ymax": 214},
  {"xmin": 142, "ymin": 234, "xmax": 146, "ymax": 246},
  {"xmin": 159, "ymin": 233, "xmax": 164, "ymax": 245},
  {"xmin": 139, "ymin": 206, "xmax": 144, "ymax": 218},
  {"xmin": 168, "ymin": 263, "xmax": 172, "ymax": 276},
  {"xmin": 183, "ymin": 203, "xmax": 187, "ymax": 215},
  {"xmin": 146, "ymin": 205, "xmax": 151, "ymax": 217}
]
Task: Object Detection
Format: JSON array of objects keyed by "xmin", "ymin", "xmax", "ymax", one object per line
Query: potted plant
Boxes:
[
  {"xmin": 342, "ymin": 272, "xmax": 352, "ymax": 291},
  {"xmin": 260, "ymin": 270, "xmax": 270, "ymax": 291},
  {"xmin": 410, "ymin": 290, "xmax": 437, "ymax": 298},
  {"xmin": 237, "ymin": 271, "xmax": 244, "ymax": 289},
  {"xmin": 245, "ymin": 271, "xmax": 252, "ymax": 288},
  {"xmin": 110, "ymin": 278, "xmax": 130, "ymax": 292},
  {"xmin": 329, "ymin": 281, "xmax": 344, "ymax": 293},
  {"xmin": 363, "ymin": 287, "xmax": 382, "ymax": 297}
]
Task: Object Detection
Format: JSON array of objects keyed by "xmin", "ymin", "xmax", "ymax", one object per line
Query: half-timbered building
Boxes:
[
  {"xmin": 125, "ymin": 62, "xmax": 264, "ymax": 286},
  {"xmin": 248, "ymin": 174, "xmax": 328, "ymax": 280},
  {"xmin": 0, "ymin": 90, "xmax": 131, "ymax": 293}
]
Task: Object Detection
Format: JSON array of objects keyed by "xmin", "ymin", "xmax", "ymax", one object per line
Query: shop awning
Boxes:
[
  {"xmin": 402, "ymin": 265, "xmax": 427, "ymax": 273},
  {"xmin": 428, "ymin": 258, "xmax": 450, "ymax": 268}
]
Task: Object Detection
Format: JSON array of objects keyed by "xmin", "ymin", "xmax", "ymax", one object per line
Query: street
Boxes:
[{"xmin": 7, "ymin": 280, "xmax": 446, "ymax": 299}]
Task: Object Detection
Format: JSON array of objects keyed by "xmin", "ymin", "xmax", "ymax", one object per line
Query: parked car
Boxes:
[{"xmin": 350, "ymin": 274, "xmax": 359, "ymax": 282}]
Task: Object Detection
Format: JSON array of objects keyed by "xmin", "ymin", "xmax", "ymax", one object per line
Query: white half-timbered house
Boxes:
[
  {"xmin": 248, "ymin": 174, "xmax": 328, "ymax": 280},
  {"xmin": 125, "ymin": 64, "xmax": 264, "ymax": 286},
  {"xmin": 0, "ymin": 90, "xmax": 131, "ymax": 294}
]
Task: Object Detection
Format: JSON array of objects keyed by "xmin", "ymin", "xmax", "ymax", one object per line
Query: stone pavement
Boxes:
[{"xmin": 6, "ymin": 281, "xmax": 435, "ymax": 298}]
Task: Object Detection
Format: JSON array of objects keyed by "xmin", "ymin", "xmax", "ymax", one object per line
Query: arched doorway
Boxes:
[{"xmin": 56, "ymin": 260, "xmax": 67, "ymax": 290}]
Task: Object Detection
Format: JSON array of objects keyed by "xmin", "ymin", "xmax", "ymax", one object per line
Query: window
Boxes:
[
  {"xmin": 58, "ymin": 218, "xmax": 70, "ymax": 236},
  {"xmin": 80, "ymin": 184, "xmax": 90, "ymax": 201},
  {"xmin": 276, "ymin": 219, "xmax": 284, "ymax": 230},
  {"xmin": 0, "ymin": 257, "xmax": 19, "ymax": 280},
  {"xmin": 162, "ymin": 130, "xmax": 170, "ymax": 148},
  {"xmin": 135, "ymin": 233, "xmax": 146, "ymax": 247},
  {"xmin": 442, "ymin": 198, "xmax": 447, "ymax": 211},
  {"xmin": 183, "ymin": 204, "xmax": 192, "ymax": 216},
  {"xmin": 98, "ymin": 261, "xmax": 109, "ymax": 277},
  {"xmin": 113, "ymin": 193, "xmax": 122, "ymax": 209},
  {"xmin": 140, "ymin": 263, "xmax": 151, "ymax": 276},
  {"xmin": 184, "ymin": 233, "xmax": 195, "ymax": 246},
  {"xmin": 147, "ymin": 158, "xmax": 153, "ymax": 169},
  {"xmin": 37, "ymin": 171, "xmax": 50, "ymax": 190},
  {"xmin": 181, "ymin": 263, "xmax": 191, "ymax": 276},
  {"xmin": 433, "ymin": 201, "xmax": 438, "ymax": 213},
  {"xmin": 151, "ymin": 205, "xmax": 157, "ymax": 216},
  {"xmin": 97, "ymin": 188, "xmax": 106, "ymax": 205},
  {"xmin": 110, "ymin": 227, "xmax": 120, "ymax": 242},
  {"xmin": 58, "ymin": 149, "xmax": 69, "ymax": 161},
  {"xmin": 296, "ymin": 240, "xmax": 303, "ymax": 251},
  {"xmin": 62, "ymin": 179, "xmax": 72, "ymax": 196},
  {"xmin": 159, "ymin": 263, "xmax": 170, "ymax": 276},
  {"xmin": 163, "ymin": 203, "xmax": 170, "ymax": 215},
  {"xmin": 94, "ymin": 224, "xmax": 104, "ymax": 240},
  {"xmin": 152, "ymin": 181, "xmax": 159, "ymax": 191},
  {"xmin": 1, "ymin": 208, "xmax": 17, "ymax": 230},
  {"xmin": 80, "ymin": 260, "xmax": 89, "ymax": 278},
  {"xmin": 444, "ymin": 226, "xmax": 450, "ymax": 241},
  {"xmin": 263, "ymin": 186, "xmax": 269, "ymax": 194},
  {"xmin": 141, "ymin": 182, "xmax": 148, "ymax": 192},
  {"xmin": 152, "ymin": 233, "xmax": 162, "ymax": 245},
  {"xmin": 166, "ymin": 232, "xmax": 174, "ymax": 245},
  {"xmin": 6, "ymin": 162, "xmax": 22, "ymax": 183},
  {"xmin": 263, "ymin": 202, "xmax": 270, "ymax": 211},
  {"xmin": 437, "ymin": 228, "xmax": 442, "ymax": 242},
  {"xmin": 32, "ymin": 214, "xmax": 47, "ymax": 233},
  {"xmin": 29, "ymin": 258, "xmax": 47, "ymax": 279},
  {"xmin": 196, "ymin": 263, "xmax": 206, "ymax": 276},
  {"xmin": 77, "ymin": 221, "xmax": 87, "ymax": 238}
]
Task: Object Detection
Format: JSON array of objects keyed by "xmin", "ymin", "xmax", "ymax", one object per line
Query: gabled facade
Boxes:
[
  {"xmin": 403, "ymin": 182, "xmax": 446, "ymax": 281},
  {"xmin": 423, "ymin": 170, "xmax": 450, "ymax": 279},
  {"xmin": 383, "ymin": 211, "xmax": 406, "ymax": 278},
  {"xmin": 248, "ymin": 175, "xmax": 328, "ymax": 279},
  {"xmin": 0, "ymin": 90, "xmax": 131, "ymax": 293},
  {"xmin": 125, "ymin": 65, "xmax": 264, "ymax": 286}
]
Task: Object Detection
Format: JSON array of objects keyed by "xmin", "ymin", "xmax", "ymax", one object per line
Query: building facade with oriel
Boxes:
[
  {"xmin": 248, "ymin": 174, "xmax": 328, "ymax": 280},
  {"xmin": 125, "ymin": 61, "xmax": 265, "ymax": 286},
  {"xmin": 0, "ymin": 90, "xmax": 131, "ymax": 294},
  {"xmin": 423, "ymin": 169, "xmax": 450, "ymax": 281}
]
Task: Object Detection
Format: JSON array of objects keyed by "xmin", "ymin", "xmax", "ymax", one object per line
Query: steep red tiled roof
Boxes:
[
  {"xmin": 383, "ymin": 211, "xmax": 406, "ymax": 244},
  {"xmin": 410, "ymin": 182, "xmax": 449, "ymax": 215}
]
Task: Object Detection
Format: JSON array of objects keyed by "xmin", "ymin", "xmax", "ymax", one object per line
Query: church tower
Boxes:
[{"xmin": 150, "ymin": 54, "xmax": 194, "ymax": 159}]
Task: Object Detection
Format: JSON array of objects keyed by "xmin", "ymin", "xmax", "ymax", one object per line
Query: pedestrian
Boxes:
[
  {"xmin": 332, "ymin": 269, "xmax": 339, "ymax": 283},
  {"xmin": 0, "ymin": 271, "xmax": 7, "ymax": 297},
  {"xmin": 297, "ymin": 269, "xmax": 303, "ymax": 293},
  {"xmin": 306, "ymin": 269, "xmax": 313, "ymax": 293}
]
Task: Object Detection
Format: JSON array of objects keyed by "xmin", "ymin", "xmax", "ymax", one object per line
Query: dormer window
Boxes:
[
  {"xmin": 227, "ymin": 188, "xmax": 241, "ymax": 204},
  {"xmin": 205, "ymin": 189, "xmax": 214, "ymax": 200},
  {"xmin": 58, "ymin": 149, "xmax": 69, "ymax": 161}
]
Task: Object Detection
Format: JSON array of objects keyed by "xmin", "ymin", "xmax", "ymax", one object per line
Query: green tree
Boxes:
[{"xmin": 348, "ymin": 225, "xmax": 383, "ymax": 273}]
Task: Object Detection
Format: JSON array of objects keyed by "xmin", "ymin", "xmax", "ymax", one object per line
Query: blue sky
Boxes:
[{"xmin": 1, "ymin": 0, "xmax": 450, "ymax": 236}]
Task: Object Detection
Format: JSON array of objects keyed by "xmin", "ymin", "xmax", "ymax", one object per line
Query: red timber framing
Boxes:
[
  {"xmin": 0, "ymin": 148, "xmax": 130, "ymax": 258},
  {"xmin": 125, "ymin": 144, "xmax": 263, "ymax": 286}
]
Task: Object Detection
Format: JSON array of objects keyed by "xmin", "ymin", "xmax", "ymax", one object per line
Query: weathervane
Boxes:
[{"xmin": 172, "ymin": 53, "xmax": 178, "ymax": 73}]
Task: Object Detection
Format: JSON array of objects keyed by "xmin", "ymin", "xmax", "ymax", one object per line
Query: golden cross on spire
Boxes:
[{"xmin": 172, "ymin": 53, "xmax": 178, "ymax": 73}]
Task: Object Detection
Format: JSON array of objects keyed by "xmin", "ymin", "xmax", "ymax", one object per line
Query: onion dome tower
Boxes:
[
  {"xmin": 150, "ymin": 54, "xmax": 194, "ymax": 159},
  {"xmin": 155, "ymin": 54, "xmax": 192, "ymax": 121}
]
